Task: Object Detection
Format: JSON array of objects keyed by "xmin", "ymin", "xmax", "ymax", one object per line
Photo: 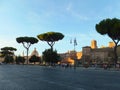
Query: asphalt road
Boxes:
[{"xmin": 0, "ymin": 65, "xmax": 120, "ymax": 90}]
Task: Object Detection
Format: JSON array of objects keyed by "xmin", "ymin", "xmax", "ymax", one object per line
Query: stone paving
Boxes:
[{"xmin": 0, "ymin": 65, "xmax": 120, "ymax": 90}]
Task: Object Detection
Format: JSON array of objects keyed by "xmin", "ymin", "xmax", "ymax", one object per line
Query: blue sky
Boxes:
[{"xmin": 0, "ymin": 0, "xmax": 120, "ymax": 56}]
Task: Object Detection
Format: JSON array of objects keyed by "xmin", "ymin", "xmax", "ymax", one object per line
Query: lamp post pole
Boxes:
[{"xmin": 70, "ymin": 38, "xmax": 77, "ymax": 69}]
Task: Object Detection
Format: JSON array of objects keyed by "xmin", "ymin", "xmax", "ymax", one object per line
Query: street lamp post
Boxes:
[{"xmin": 70, "ymin": 38, "xmax": 77, "ymax": 69}]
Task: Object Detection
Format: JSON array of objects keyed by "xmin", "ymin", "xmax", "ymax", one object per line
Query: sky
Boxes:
[{"xmin": 0, "ymin": 0, "xmax": 120, "ymax": 56}]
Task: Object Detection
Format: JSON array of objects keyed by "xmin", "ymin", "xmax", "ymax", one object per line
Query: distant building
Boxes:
[
  {"xmin": 91, "ymin": 40, "xmax": 97, "ymax": 49},
  {"xmin": 59, "ymin": 40, "xmax": 117, "ymax": 65},
  {"xmin": 0, "ymin": 53, "xmax": 4, "ymax": 63},
  {"xmin": 31, "ymin": 48, "xmax": 39, "ymax": 57},
  {"xmin": 108, "ymin": 42, "xmax": 115, "ymax": 48},
  {"xmin": 0, "ymin": 40, "xmax": 118, "ymax": 65},
  {"xmin": 82, "ymin": 40, "xmax": 115, "ymax": 64},
  {"xmin": 59, "ymin": 50, "xmax": 82, "ymax": 65},
  {"xmin": 23, "ymin": 48, "xmax": 40, "ymax": 64}
]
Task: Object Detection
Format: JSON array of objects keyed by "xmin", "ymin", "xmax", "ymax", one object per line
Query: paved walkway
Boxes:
[{"xmin": 0, "ymin": 65, "xmax": 120, "ymax": 90}]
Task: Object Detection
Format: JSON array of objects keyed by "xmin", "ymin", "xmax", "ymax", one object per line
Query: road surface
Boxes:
[{"xmin": 0, "ymin": 65, "xmax": 120, "ymax": 90}]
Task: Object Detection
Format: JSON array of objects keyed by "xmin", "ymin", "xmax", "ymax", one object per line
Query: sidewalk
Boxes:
[{"xmin": 76, "ymin": 66, "xmax": 120, "ymax": 72}]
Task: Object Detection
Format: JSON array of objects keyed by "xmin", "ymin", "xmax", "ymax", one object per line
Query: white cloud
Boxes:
[
  {"xmin": 66, "ymin": 2, "xmax": 72, "ymax": 11},
  {"xmin": 66, "ymin": 2, "xmax": 89, "ymax": 21}
]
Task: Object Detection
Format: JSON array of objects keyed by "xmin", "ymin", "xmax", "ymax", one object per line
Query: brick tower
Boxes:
[{"xmin": 91, "ymin": 40, "xmax": 97, "ymax": 49}]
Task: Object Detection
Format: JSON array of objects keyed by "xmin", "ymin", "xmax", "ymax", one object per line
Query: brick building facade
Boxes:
[{"xmin": 82, "ymin": 40, "xmax": 115, "ymax": 64}]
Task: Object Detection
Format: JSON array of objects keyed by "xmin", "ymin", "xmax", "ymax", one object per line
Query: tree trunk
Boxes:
[
  {"xmin": 50, "ymin": 46, "xmax": 53, "ymax": 66},
  {"xmin": 114, "ymin": 45, "xmax": 118, "ymax": 65},
  {"xmin": 26, "ymin": 48, "xmax": 29, "ymax": 64},
  {"xmin": 50, "ymin": 46, "xmax": 53, "ymax": 51},
  {"xmin": 112, "ymin": 40, "xmax": 119, "ymax": 67}
]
